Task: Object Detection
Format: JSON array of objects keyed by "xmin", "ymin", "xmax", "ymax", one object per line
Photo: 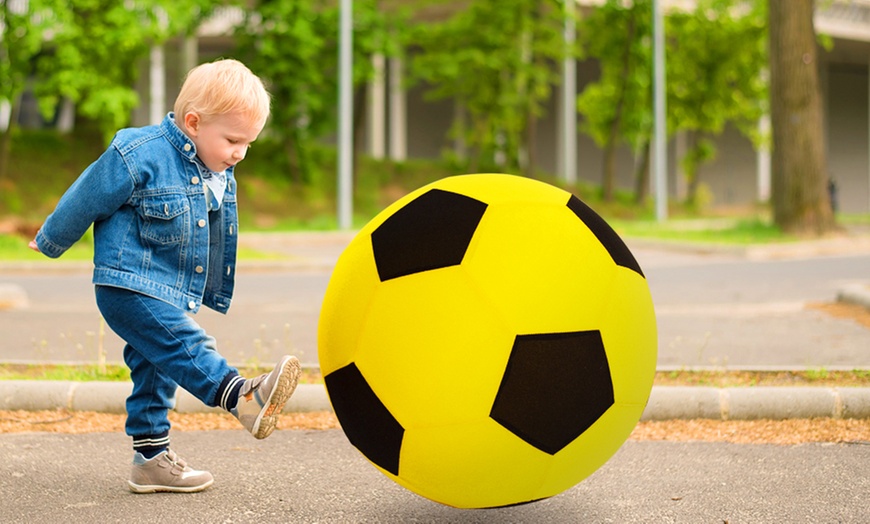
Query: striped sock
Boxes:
[
  {"xmin": 132, "ymin": 432, "xmax": 170, "ymax": 459},
  {"xmin": 216, "ymin": 372, "xmax": 246, "ymax": 412}
]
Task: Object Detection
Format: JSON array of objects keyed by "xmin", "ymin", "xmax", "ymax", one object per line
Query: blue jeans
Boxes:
[{"xmin": 95, "ymin": 285, "xmax": 237, "ymax": 439}]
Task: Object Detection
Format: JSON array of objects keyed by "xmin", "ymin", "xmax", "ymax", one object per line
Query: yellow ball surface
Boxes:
[{"xmin": 318, "ymin": 174, "xmax": 656, "ymax": 509}]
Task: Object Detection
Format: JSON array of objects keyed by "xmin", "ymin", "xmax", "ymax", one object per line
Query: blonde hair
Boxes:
[{"xmin": 174, "ymin": 58, "xmax": 271, "ymax": 128}]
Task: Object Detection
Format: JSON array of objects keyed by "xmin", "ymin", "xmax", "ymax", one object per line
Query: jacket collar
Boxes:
[{"xmin": 160, "ymin": 112, "xmax": 198, "ymax": 163}]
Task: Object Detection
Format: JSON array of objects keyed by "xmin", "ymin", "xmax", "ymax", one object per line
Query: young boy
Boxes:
[{"xmin": 29, "ymin": 58, "xmax": 300, "ymax": 493}]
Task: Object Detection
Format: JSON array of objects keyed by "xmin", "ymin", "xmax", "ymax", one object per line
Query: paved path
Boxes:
[
  {"xmin": 2, "ymin": 430, "xmax": 869, "ymax": 522},
  {"xmin": 1, "ymin": 231, "xmax": 869, "ymax": 370},
  {"xmin": 1, "ymin": 231, "xmax": 869, "ymax": 418},
  {"xmin": 2, "ymin": 231, "xmax": 870, "ymax": 522}
]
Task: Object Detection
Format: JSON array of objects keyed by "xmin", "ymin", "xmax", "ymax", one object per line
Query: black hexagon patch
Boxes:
[
  {"xmin": 324, "ymin": 363, "xmax": 405, "ymax": 475},
  {"xmin": 490, "ymin": 331, "xmax": 615, "ymax": 455},
  {"xmin": 371, "ymin": 189, "xmax": 488, "ymax": 282}
]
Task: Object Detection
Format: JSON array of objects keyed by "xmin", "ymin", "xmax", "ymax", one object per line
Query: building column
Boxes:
[
  {"xmin": 182, "ymin": 36, "xmax": 198, "ymax": 74},
  {"xmin": 453, "ymin": 98, "xmax": 467, "ymax": 161},
  {"xmin": 756, "ymin": 114, "xmax": 771, "ymax": 203},
  {"xmin": 558, "ymin": 0, "xmax": 577, "ymax": 184},
  {"xmin": 367, "ymin": 53, "xmax": 386, "ymax": 159},
  {"xmin": 56, "ymin": 98, "xmax": 75, "ymax": 133},
  {"xmin": 388, "ymin": 56, "xmax": 407, "ymax": 161},
  {"xmin": 149, "ymin": 44, "xmax": 166, "ymax": 124},
  {"xmin": 0, "ymin": 100, "xmax": 10, "ymax": 132}
]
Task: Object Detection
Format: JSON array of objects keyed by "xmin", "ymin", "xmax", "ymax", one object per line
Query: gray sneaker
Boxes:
[
  {"xmin": 128, "ymin": 449, "xmax": 214, "ymax": 493},
  {"xmin": 232, "ymin": 355, "xmax": 301, "ymax": 439}
]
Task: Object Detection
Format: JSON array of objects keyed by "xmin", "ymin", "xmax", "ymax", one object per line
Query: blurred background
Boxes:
[{"xmin": 1, "ymin": 0, "xmax": 866, "ymax": 244}]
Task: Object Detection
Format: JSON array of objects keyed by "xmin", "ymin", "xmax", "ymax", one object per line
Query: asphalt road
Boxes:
[
  {"xmin": 2, "ymin": 237, "xmax": 870, "ymax": 522},
  {"xmin": 1, "ymin": 242, "xmax": 868, "ymax": 370},
  {"xmin": 2, "ymin": 429, "xmax": 869, "ymax": 523}
]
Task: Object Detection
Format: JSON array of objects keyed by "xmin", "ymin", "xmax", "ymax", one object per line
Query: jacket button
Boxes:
[
  {"xmin": 183, "ymin": 143, "xmax": 192, "ymax": 152},
  {"xmin": 188, "ymin": 301, "xmax": 196, "ymax": 310},
  {"xmin": 191, "ymin": 176, "xmax": 200, "ymax": 185},
  {"xmin": 195, "ymin": 265, "xmax": 204, "ymax": 274},
  {"xmin": 198, "ymin": 219, "xmax": 206, "ymax": 227}
]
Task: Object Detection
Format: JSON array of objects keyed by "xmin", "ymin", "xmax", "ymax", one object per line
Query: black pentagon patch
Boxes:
[
  {"xmin": 371, "ymin": 189, "xmax": 488, "ymax": 281},
  {"xmin": 490, "ymin": 331, "xmax": 615, "ymax": 455},
  {"xmin": 566, "ymin": 195, "xmax": 644, "ymax": 278},
  {"xmin": 324, "ymin": 363, "xmax": 405, "ymax": 475}
]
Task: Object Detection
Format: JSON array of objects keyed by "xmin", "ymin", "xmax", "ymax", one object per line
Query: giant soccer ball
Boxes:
[{"xmin": 318, "ymin": 174, "xmax": 656, "ymax": 509}]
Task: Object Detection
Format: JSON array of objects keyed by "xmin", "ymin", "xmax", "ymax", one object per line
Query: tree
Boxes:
[
  {"xmin": 409, "ymin": 0, "xmax": 567, "ymax": 176},
  {"xmin": 236, "ymin": 0, "xmax": 399, "ymax": 185},
  {"xmin": 236, "ymin": 0, "xmax": 338, "ymax": 185},
  {"xmin": 577, "ymin": 0, "xmax": 767, "ymax": 207},
  {"xmin": 667, "ymin": 0, "xmax": 767, "ymax": 208},
  {"xmin": 576, "ymin": 0, "xmax": 652, "ymax": 202},
  {"xmin": 768, "ymin": 0, "xmax": 836, "ymax": 235},
  {"xmin": 34, "ymin": 0, "xmax": 212, "ymax": 143},
  {"xmin": 0, "ymin": 0, "xmax": 60, "ymax": 181}
]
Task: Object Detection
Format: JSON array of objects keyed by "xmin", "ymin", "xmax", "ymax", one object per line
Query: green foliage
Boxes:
[
  {"xmin": 408, "ymin": 0, "xmax": 569, "ymax": 173},
  {"xmin": 666, "ymin": 0, "xmax": 768, "ymax": 201},
  {"xmin": 235, "ymin": 0, "xmax": 405, "ymax": 185},
  {"xmin": 576, "ymin": 0, "xmax": 652, "ymax": 150},
  {"xmin": 0, "ymin": 0, "xmax": 66, "ymax": 180},
  {"xmin": 576, "ymin": 0, "xmax": 653, "ymax": 200},
  {"xmin": 235, "ymin": 0, "xmax": 339, "ymax": 185},
  {"xmin": 667, "ymin": 0, "xmax": 768, "ymax": 138},
  {"xmin": 0, "ymin": 0, "xmax": 58, "ymax": 104},
  {"xmin": 33, "ymin": 0, "xmax": 215, "ymax": 143},
  {"xmin": 577, "ymin": 0, "xmax": 768, "ymax": 205}
]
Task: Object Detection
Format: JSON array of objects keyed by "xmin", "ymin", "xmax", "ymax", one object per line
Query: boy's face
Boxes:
[{"xmin": 183, "ymin": 111, "xmax": 263, "ymax": 173}]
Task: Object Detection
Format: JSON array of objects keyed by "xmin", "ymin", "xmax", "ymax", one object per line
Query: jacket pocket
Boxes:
[{"xmin": 140, "ymin": 194, "xmax": 189, "ymax": 245}]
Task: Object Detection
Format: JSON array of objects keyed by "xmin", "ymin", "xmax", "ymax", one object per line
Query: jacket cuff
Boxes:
[{"xmin": 35, "ymin": 229, "xmax": 67, "ymax": 259}]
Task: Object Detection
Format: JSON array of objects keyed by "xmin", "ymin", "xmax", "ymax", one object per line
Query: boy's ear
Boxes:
[{"xmin": 183, "ymin": 112, "xmax": 201, "ymax": 136}]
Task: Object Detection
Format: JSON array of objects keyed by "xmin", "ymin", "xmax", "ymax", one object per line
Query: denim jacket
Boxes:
[{"xmin": 35, "ymin": 113, "xmax": 238, "ymax": 314}]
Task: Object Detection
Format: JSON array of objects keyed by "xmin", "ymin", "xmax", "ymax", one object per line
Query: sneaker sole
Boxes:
[
  {"xmin": 252, "ymin": 356, "xmax": 301, "ymax": 439},
  {"xmin": 128, "ymin": 478, "xmax": 214, "ymax": 494}
]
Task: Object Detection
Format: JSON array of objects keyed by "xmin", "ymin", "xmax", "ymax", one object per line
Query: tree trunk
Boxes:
[
  {"xmin": 633, "ymin": 139, "xmax": 651, "ymax": 204},
  {"xmin": 768, "ymin": 0, "xmax": 837, "ymax": 235},
  {"xmin": 525, "ymin": 112, "xmax": 537, "ymax": 179},
  {"xmin": 352, "ymin": 83, "xmax": 367, "ymax": 183},
  {"xmin": 286, "ymin": 126, "xmax": 303, "ymax": 185},
  {"xmin": 601, "ymin": 10, "xmax": 637, "ymax": 202}
]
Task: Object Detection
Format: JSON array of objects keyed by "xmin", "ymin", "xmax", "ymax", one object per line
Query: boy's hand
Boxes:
[{"xmin": 28, "ymin": 239, "xmax": 40, "ymax": 253}]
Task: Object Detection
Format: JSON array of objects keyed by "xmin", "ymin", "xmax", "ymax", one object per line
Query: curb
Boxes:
[
  {"xmin": 0, "ymin": 283, "xmax": 29, "ymax": 309},
  {"xmin": 640, "ymin": 386, "xmax": 870, "ymax": 420},
  {"xmin": 0, "ymin": 382, "xmax": 331, "ymax": 415},
  {"xmin": 837, "ymin": 283, "xmax": 870, "ymax": 310},
  {"xmin": 2, "ymin": 381, "xmax": 870, "ymax": 420}
]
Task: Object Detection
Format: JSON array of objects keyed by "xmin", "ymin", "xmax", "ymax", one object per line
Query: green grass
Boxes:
[
  {"xmin": 838, "ymin": 213, "xmax": 870, "ymax": 227},
  {"xmin": 0, "ymin": 231, "xmax": 95, "ymax": 261},
  {"xmin": 0, "ymin": 363, "xmax": 131, "ymax": 382},
  {"xmin": 610, "ymin": 216, "xmax": 792, "ymax": 245},
  {"xmin": 0, "ymin": 233, "xmax": 294, "ymax": 262},
  {"xmin": 4, "ymin": 363, "xmax": 870, "ymax": 388},
  {"xmin": 0, "ymin": 363, "xmax": 324, "ymax": 384}
]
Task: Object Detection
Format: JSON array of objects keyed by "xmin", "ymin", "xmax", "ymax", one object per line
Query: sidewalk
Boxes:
[{"xmin": 2, "ymin": 229, "xmax": 870, "ymax": 420}]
